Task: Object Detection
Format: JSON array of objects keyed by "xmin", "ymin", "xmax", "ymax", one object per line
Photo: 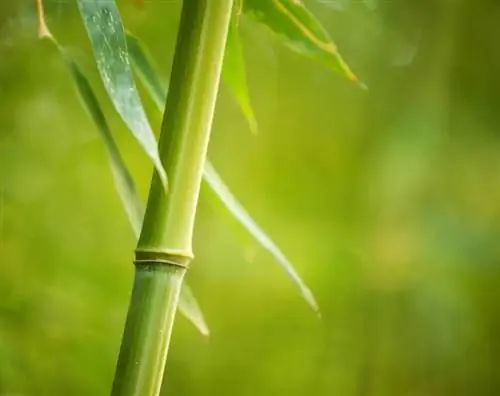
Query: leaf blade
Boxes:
[
  {"xmin": 125, "ymin": 32, "xmax": 167, "ymax": 111},
  {"xmin": 244, "ymin": 0, "xmax": 364, "ymax": 87},
  {"xmin": 222, "ymin": 16, "xmax": 258, "ymax": 134},
  {"xmin": 178, "ymin": 285, "xmax": 210, "ymax": 336},
  {"xmin": 77, "ymin": 0, "xmax": 167, "ymax": 185},
  {"xmin": 203, "ymin": 163, "xmax": 319, "ymax": 313},
  {"xmin": 64, "ymin": 52, "xmax": 145, "ymax": 237}
]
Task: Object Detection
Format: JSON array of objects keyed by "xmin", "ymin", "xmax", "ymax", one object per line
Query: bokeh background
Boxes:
[{"xmin": 1, "ymin": 0, "xmax": 500, "ymax": 394}]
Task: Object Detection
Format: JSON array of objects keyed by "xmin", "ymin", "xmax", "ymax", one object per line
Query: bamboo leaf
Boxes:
[
  {"xmin": 177, "ymin": 284, "xmax": 210, "ymax": 336},
  {"xmin": 125, "ymin": 32, "xmax": 166, "ymax": 110},
  {"xmin": 126, "ymin": 34, "xmax": 319, "ymax": 313},
  {"xmin": 76, "ymin": 0, "xmax": 167, "ymax": 186},
  {"xmin": 36, "ymin": 0, "xmax": 209, "ymax": 337},
  {"xmin": 203, "ymin": 163, "xmax": 319, "ymax": 313},
  {"xmin": 223, "ymin": 16, "xmax": 258, "ymax": 134},
  {"xmin": 64, "ymin": 53, "xmax": 145, "ymax": 238},
  {"xmin": 244, "ymin": 0, "xmax": 364, "ymax": 87}
]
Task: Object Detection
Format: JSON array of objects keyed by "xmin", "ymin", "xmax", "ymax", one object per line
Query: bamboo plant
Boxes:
[{"xmin": 36, "ymin": 0, "xmax": 364, "ymax": 394}]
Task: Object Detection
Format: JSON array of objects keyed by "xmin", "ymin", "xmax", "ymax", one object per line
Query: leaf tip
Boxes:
[
  {"xmin": 302, "ymin": 285, "xmax": 321, "ymax": 317},
  {"xmin": 199, "ymin": 324, "xmax": 210, "ymax": 337},
  {"xmin": 153, "ymin": 158, "xmax": 169, "ymax": 190},
  {"xmin": 356, "ymin": 80, "xmax": 368, "ymax": 91},
  {"xmin": 35, "ymin": 0, "xmax": 53, "ymax": 40},
  {"xmin": 248, "ymin": 114, "xmax": 259, "ymax": 135}
]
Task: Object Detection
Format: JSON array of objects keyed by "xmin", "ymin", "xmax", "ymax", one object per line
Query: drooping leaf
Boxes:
[
  {"xmin": 203, "ymin": 163, "xmax": 319, "ymax": 313},
  {"xmin": 36, "ymin": 0, "xmax": 209, "ymax": 336},
  {"xmin": 177, "ymin": 284, "xmax": 210, "ymax": 336},
  {"xmin": 244, "ymin": 0, "xmax": 365, "ymax": 87},
  {"xmin": 76, "ymin": 0, "xmax": 167, "ymax": 186},
  {"xmin": 222, "ymin": 15, "xmax": 258, "ymax": 134},
  {"xmin": 64, "ymin": 52, "xmax": 145, "ymax": 238},
  {"xmin": 126, "ymin": 34, "xmax": 319, "ymax": 313},
  {"xmin": 125, "ymin": 32, "xmax": 167, "ymax": 110}
]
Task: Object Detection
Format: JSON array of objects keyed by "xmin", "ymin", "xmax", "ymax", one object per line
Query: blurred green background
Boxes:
[{"xmin": 2, "ymin": 0, "xmax": 500, "ymax": 394}]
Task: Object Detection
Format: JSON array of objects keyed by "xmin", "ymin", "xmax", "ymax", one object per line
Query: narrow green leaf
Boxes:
[
  {"xmin": 244, "ymin": 0, "xmax": 365, "ymax": 87},
  {"xmin": 223, "ymin": 17, "xmax": 258, "ymax": 134},
  {"xmin": 177, "ymin": 284, "xmax": 210, "ymax": 336},
  {"xmin": 36, "ymin": 1, "xmax": 209, "ymax": 335},
  {"xmin": 76, "ymin": 0, "xmax": 167, "ymax": 186},
  {"xmin": 126, "ymin": 35, "xmax": 319, "ymax": 313},
  {"xmin": 125, "ymin": 33, "xmax": 167, "ymax": 111},
  {"xmin": 203, "ymin": 163, "xmax": 319, "ymax": 313},
  {"xmin": 64, "ymin": 52, "xmax": 145, "ymax": 238}
]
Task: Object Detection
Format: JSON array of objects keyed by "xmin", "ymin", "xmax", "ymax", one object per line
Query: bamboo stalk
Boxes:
[{"xmin": 111, "ymin": 1, "xmax": 234, "ymax": 395}]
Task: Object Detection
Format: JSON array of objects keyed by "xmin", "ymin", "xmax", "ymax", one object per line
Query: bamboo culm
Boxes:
[{"xmin": 111, "ymin": 1, "xmax": 235, "ymax": 395}]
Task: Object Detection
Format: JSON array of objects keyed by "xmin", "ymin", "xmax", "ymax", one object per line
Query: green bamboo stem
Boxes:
[{"xmin": 110, "ymin": 1, "xmax": 234, "ymax": 395}]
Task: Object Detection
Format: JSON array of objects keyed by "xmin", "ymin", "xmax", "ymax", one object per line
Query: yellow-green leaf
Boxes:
[
  {"xmin": 125, "ymin": 32, "xmax": 167, "ymax": 111},
  {"xmin": 77, "ymin": 0, "xmax": 167, "ymax": 186},
  {"xmin": 244, "ymin": 0, "xmax": 364, "ymax": 86},
  {"xmin": 223, "ymin": 16, "xmax": 258, "ymax": 134},
  {"xmin": 203, "ymin": 162, "xmax": 319, "ymax": 313}
]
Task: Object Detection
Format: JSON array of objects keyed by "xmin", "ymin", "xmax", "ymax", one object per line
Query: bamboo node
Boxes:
[{"xmin": 134, "ymin": 250, "xmax": 192, "ymax": 269}]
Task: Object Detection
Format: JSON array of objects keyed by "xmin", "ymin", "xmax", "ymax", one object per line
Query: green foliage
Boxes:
[
  {"xmin": 204, "ymin": 163, "xmax": 319, "ymax": 312},
  {"xmin": 125, "ymin": 31, "xmax": 318, "ymax": 312},
  {"xmin": 33, "ymin": 0, "xmax": 365, "ymax": 345},
  {"xmin": 243, "ymin": 0, "xmax": 363, "ymax": 86},
  {"xmin": 63, "ymin": 52, "xmax": 144, "ymax": 238},
  {"xmin": 74, "ymin": 0, "xmax": 322, "ymax": 312},
  {"xmin": 77, "ymin": 0, "xmax": 167, "ymax": 186},
  {"xmin": 125, "ymin": 33, "xmax": 167, "ymax": 111},
  {"xmin": 36, "ymin": 3, "xmax": 209, "ymax": 337},
  {"xmin": 4, "ymin": 0, "xmax": 500, "ymax": 394},
  {"xmin": 222, "ymin": 17, "xmax": 258, "ymax": 134},
  {"xmin": 37, "ymin": 0, "xmax": 365, "ymax": 390}
]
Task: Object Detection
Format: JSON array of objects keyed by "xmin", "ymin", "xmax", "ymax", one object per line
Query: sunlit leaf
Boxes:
[
  {"xmin": 203, "ymin": 163, "xmax": 319, "ymax": 314},
  {"xmin": 36, "ymin": 0, "xmax": 209, "ymax": 336},
  {"xmin": 125, "ymin": 32, "xmax": 167, "ymax": 110},
  {"xmin": 126, "ymin": 34, "xmax": 319, "ymax": 313},
  {"xmin": 223, "ymin": 16, "xmax": 258, "ymax": 134},
  {"xmin": 76, "ymin": 0, "xmax": 167, "ymax": 186},
  {"xmin": 177, "ymin": 284, "xmax": 210, "ymax": 336},
  {"xmin": 64, "ymin": 53, "xmax": 145, "ymax": 238},
  {"xmin": 244, "ymin": 0, "xmax": 364, "ymax": 87}
]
